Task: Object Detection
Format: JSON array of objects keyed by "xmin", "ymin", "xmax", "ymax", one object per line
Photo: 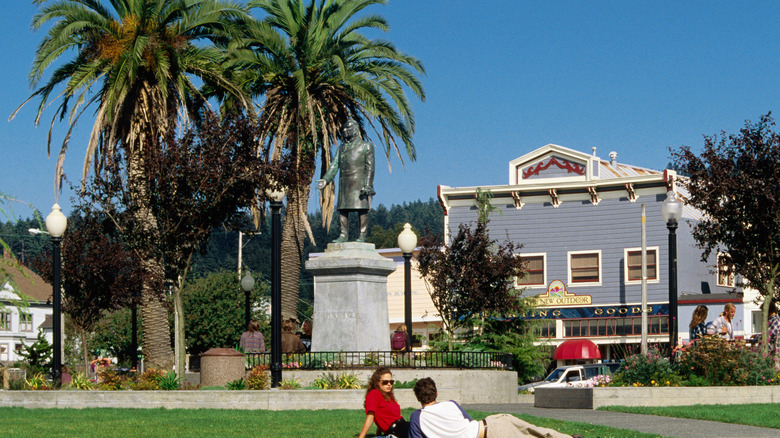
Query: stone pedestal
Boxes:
[{"xmin": 305, "ymin": 242, "xmax": 396, "ymax": 352}]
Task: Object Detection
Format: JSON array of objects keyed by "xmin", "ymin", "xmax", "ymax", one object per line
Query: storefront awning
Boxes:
[{"xmin": 553, "ymin": 339, "xmax": 602, "ymax": 360}]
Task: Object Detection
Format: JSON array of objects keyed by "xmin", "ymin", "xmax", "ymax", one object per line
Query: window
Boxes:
[
  {"xmin": 563, "ymin": 316, "xmax": 668, "ymax": 337},
  {"xmin": 534, "ymin": 320, "xmax": 556, "ymax": 338},
  {"xmin": 0, "ymin": 344, "xmax": 7, "ymax": 361},
  {"xmin": 568, "ymin": 251, "xmax": 601, "ymax": 285},
  {"xmin": 624, "ymin": 248, "xmax": 659, "ymax": 283},
  {"xmin": 0, "ymin": 312, "xmax": 10, "ymax": 331},
  {"xmin": 19, "ymin": 313, "xmax": 32, "ymax": 332},
  {"xmin": 717, "ymin": 257, "xmax": 735, "ymax": 287},
  {"xmin": 516, "ymin": 254, "xmax": 546, "ymax": 287}
]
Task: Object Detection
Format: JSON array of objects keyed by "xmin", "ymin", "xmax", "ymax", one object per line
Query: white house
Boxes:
[{"xmin": 1, "ymin": 256, "xmax": 53, "ymax": 364}]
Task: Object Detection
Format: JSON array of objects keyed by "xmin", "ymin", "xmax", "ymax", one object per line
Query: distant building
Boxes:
[
  {"xmin": 0, "ymin": 255, "xmax": 53, "ymax": 363},
  {"xmin": 379, "ymin": 248, "xmax": 441, "ymax": 348},
  {"xmin": 437, "ymin": 144, "xmax": 754, "ymax": 360}
]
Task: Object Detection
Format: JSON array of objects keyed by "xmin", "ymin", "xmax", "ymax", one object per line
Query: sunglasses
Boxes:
[{"xmin": 380, "ymin": 380, "xmax": 395, "ymax": 386}]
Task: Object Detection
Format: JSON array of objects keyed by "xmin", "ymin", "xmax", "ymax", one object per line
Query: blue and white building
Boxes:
[{"xmin": 437, "ymin": 145, "xmax": 757, "ymax": 359}]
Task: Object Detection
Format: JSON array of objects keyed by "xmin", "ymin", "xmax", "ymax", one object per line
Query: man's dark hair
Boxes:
[{"xmin": 413, "ymin": 377, "xmax": 437, "ymax": 405}]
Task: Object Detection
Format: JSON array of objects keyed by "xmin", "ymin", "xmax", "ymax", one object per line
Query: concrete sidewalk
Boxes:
[{"xmin": 462, "ymin": 403, "xmax": 779, "ymax": 438}]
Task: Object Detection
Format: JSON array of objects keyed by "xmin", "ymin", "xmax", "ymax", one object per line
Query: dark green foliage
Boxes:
[
  {"xmin": 182, "ymin": 271, "xmax": 270, "ymax": 356},
  {"xmin": 466, "ymin": 318, "xmax": 548, "ymax": 383},
  {"xmin": 0, "ymin": 217, "xmax": 46, "ymax": 266},
  {"xmin": 157, "ymin": 371, "xmax": 183, "ymax": 390},
  {"xmin": 17, "ymin": 330, "xmax": 52, "ymax": 376},
  {"xmin": 226, "ymin": 378, "xmax": 246, "ymax": 390},
  {"xmin": 90, "ymin": 308, "xmax": 140, "ymax": 367}
]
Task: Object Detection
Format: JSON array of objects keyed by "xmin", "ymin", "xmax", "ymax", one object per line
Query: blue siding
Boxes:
[{"xmin": 448, "ymin": 194, "xmax": 724, "ymax": 306}]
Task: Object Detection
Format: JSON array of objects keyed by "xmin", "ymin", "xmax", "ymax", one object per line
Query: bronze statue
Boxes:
[{"xmin": 317, "ymin": 119, "xmax": 375, "ymax": 242}]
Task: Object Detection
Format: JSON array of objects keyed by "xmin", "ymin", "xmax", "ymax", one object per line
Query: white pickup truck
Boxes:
[{"xmin": 519, "ymin": 363, "xmax": 621, "ymax": 393}]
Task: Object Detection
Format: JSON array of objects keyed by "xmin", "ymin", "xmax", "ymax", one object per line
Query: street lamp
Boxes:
[
  {"xmin": 45, "ymin": 204, "xmax": 67, "ymax": 387},
  {"xmin": 661, "ymin": 190, "xmax": 683, "ymax": 360},
  {"xmin": 265, "ymin": 184, "xmax": 285, "ymax": 388},
  {"xmin": 241, "ymin": 269, "xmax": 256, "ymax": 329},
  {"xmin": 397, "ymin": 223, "xmax": 417, "ymax": 352}
]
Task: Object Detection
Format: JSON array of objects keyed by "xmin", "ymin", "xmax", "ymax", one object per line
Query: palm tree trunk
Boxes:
[
  {"xmin": 139, "ymin": 255, "xmax": 173, "ymax": 369},
  {"xmin": 128, "ymin": 151, "xmax": 173, "ymax": 370},
  {"xmin": 280, "ymin": 185, "xmax": 310, "ymax": 322}
]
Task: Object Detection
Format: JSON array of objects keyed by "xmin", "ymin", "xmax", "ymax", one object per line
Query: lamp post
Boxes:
[
  {"xmin": 45, "ymin": 204, "xmax": 67, "ymax": 387},
  {"xmin": 661, "ymin": 190, "xmax": 683, "ymax": 360},
  {"xmin": 241, "ymin": 269, "xmax": 256, "ymax": 329},
  {"xmin": 397, "ymin": 223, "xmax": 417, "ymax": 352},
  {"xmin": 131, "ymin": 291, "xmax": 140, "ymax": 371},
  {"xmin": 266, "ymin": 185, "xmax": 285, "ymax": 388}
]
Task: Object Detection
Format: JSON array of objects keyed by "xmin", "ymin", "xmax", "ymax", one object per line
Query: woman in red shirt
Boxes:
[{"xmin": 358, "ymin": 367, "xmax": 408, "ymax": 438}]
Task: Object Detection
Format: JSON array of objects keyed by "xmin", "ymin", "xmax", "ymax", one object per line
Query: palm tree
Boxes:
[
  {"xmin": 235, "ymin": 0, "xmax": 425, "ymax": 320},
  {"xmin": 12, "ymin": 0, "xmax": 250, "ymax": 369}
]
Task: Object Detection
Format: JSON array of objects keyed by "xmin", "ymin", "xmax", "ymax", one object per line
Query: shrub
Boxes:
[
  {"xmin": 312, "ymin": 372, "xmax": 363, "ymax": 389},
  {"xmin": 68, "ymin": 372, "xmax": 94, "ymax": 390},
  {"xmin": 25, "ymin": 372, "xmax": 51, "ymax": 390},
  {"xmin": 245, "ymin": 365, "xmax": 270, "ymax": 390},
  {"xmin": 158, "ymin": 371, "xmax": 183, "ymax": 390},
  {"xmin": 98, "ymin": 369, "xmax": 125, "ymax": 390},
  {"xmin": 129, "ymin": 369, "xmax": 165, "ymax": 390},
  {"xmin": 610, "ymin": 347, "xmax": 681, "ymax": 387},
  {"xmin": 226, "ymin": 378, "xmax": 245, "ymax": 390},
  {"xmin": 280, "ymin": 378, "xmax": 302, "ymax": 389},
  {"xmin": 393, "ymin": 379, "xmax": 418, "ymax": 389},
  {"xmin": 678, "ymin": 336, "xmax": 777, "ymax": 386}
]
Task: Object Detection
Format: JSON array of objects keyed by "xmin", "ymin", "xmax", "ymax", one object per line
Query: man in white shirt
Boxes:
[{"xmin": 408, "ymin": 377, "xmax": 574, "ymax": 438}]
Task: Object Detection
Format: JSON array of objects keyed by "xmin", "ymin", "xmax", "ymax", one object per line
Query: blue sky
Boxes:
[{"xmin": 1, "ymin": 1, "xmax": 778, "ymax": 221}]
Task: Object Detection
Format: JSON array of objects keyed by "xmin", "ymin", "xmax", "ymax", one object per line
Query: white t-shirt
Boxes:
[{"xmin": 411, "ymin": 400, "xmax": 480, "ymax": 438}]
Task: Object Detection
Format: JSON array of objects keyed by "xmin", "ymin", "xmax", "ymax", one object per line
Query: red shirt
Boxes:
[{"xmin": 365, "ymin": 388, "xmax": 401, "ymax": 432}]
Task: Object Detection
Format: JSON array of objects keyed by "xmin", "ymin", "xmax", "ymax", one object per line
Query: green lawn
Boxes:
[
  {"xmin": 0, "ymin": 407, "xmax": 662, "ymax": 438},
  {"xmin": 600, "ymin": 404, "xmax": 780, "ymax": 429}
]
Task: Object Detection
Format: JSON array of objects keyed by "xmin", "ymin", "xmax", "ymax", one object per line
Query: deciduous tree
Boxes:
[
  {"xmin": 417, "ymin": 220, "xmax": 526, "ymax": 348},
  {"xmin": 671, "ymin": 113, "xmax": 780, "ymax": 352},
  {"xmin": 30, "ymin": 210, "xmax": 141, "ymax": 373}
]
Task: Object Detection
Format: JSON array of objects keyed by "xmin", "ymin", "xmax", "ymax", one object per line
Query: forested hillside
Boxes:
[{"xmin": 3, "ymin": 198, "xmax": 444, "ymax": 317}]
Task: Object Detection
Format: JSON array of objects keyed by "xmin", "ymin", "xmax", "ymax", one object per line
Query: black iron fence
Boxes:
[{"xmin": 242, "ymin": 351, "xmax": 513, "ymax": 371}]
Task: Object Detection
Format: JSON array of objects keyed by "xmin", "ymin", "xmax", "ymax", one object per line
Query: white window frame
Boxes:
[
  {"xmin": 514, "ymin": 253, "xmax": 547, "ymax": 289},
  {"xmin": 623, "ymin": 247, "xmax": 660, "ymax": 284},
  {"xmin": 567, "ymin": 250, "xmax": 602, "ymax": 287},
  {"xmin": 716, "ymin": 254, "xmax": 735, "ymax": 287},
  {"xmin": 19, "ymin": 312, "xmax": 33, "ymax": 332},
  {"xmin": 0, "ymin": 312, "xmax": 11, "ymax": 331},
  {"xmin": 0, "ymin": 343, "xmax": 8, "ymax": 361}
]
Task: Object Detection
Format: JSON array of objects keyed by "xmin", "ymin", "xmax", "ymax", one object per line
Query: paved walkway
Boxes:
[{"xmin": 462, "ymin": 403, "xmax": 779, "ymax": 438}]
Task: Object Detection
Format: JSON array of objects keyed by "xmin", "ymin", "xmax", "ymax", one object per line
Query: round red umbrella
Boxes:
[{"xmin": 553, "ymin": 339, "xmax": 602, "ymax": 360}]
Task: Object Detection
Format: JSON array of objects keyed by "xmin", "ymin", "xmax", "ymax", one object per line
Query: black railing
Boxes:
[{"xmin": 242, "ymin": 351, "xmax": 514, "ymax": 371}]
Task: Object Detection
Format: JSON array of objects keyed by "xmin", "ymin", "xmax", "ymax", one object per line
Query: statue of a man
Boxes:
[{"xmin": 317, "ymin": 119, "xmax": 375, "ymax": 242}]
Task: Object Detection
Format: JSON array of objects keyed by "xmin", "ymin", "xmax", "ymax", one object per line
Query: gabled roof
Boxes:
[
  {"xmin": 1, "ymin": 256, "xmax": 51, "ymax": 304},
  {"xmin": 508, "ymin": 144, "xmax": 662, "ymax": 185}
]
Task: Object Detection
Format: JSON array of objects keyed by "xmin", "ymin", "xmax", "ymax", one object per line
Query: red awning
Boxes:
[{"xmin": 553, "ymin": 339, "xmax": 602, "ymax": 360}]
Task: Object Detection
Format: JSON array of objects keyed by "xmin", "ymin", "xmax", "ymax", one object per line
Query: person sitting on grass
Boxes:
[
  {"xmin": 358, "ymin": 366, "xmax": 408, "ymax": 438},
  {"xmin": 409, "ymin": 377, "xmax": 577, "ymax": 438}
]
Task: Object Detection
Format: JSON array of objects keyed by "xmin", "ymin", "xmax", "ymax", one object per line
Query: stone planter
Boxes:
[
  {"xmin": 535, "ymin": 386, "xmax": 780, "ymax": 409},
  {"xmin": 0, "ymin": 370, "xmax": 519, "ymax": 409}
]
